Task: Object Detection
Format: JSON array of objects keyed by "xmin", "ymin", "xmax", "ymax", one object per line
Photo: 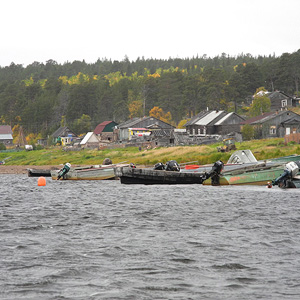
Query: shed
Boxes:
[
  {"xmin": 0, "ymin": 125, "xmax": 13, "ymax": 146},
  {"xmin": 51, "ymin": 126, "xmax": 77, "ymax": 145},
  {"xmin": 94, "ymin": 121, "xmax": 118, "ymax": 142},
  {"xmin": 80, "ymin": 132, "xmax": 100, "ymax": 148},
  {"xmin": 117, "ymin": 116, "xmax": 175, "ymax": 142}
]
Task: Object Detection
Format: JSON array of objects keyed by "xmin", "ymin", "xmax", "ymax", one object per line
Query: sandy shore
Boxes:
[{"xmin": 0, "ymin": 165, "xmax": 61, "ymax": 174}]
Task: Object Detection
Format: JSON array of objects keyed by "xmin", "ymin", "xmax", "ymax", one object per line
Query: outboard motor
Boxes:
[
  {"xmin": 165, "ymin": 160, "xmax": 180, "ymax": 172},
  {"xmin": 272, "ymin": 161, "xmax": 300, "ymax": 187},
  {"xmin": 57, "ymin": 163, "xmax": 71, "ymax": 180},
  {"xmin": 205, "ymin": 160, "xmax": 224, "ymax": 185},
  {"xmin": 154, "ymin": 162, "xmax": 165, "ymax": 170}
]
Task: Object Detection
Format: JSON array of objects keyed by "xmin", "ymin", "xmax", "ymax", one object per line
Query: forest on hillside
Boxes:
[{"xmin": 0, "ymin": 50, "xmax": 300, "ymax": 140}]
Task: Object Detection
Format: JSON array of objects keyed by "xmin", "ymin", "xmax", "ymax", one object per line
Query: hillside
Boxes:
[{"xmin": 0, "ymin": 50, "xmax": 300, "ymax": 143}]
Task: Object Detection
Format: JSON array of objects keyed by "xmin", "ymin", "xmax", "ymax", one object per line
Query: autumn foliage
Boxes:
[{"xmin": 149, "ymin": 106, "xmax": 172, "ymax": 123}]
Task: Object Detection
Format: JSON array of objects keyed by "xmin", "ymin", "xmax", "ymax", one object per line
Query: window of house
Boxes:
[
  {"xmin": 192, "ymin": 128, "xmax": 195, "ymax": 135},
  {"xmin": 293, "ymin": 127, "xmax": 297, "ymax": 133},
  {"xmin": 198, "ymin": 128, "xmax": 200, "ymax": 135},
  {"xmin": 270, "ymin": 126, "xmax": 276, "ymax": 135},
  {"xmin": 282, "ymin": 99, "xmax": 288, "ymax": 107}
]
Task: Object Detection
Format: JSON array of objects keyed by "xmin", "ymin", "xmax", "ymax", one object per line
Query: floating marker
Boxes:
[{"xmin": 38, "ymin": 176, "xmax": 46, "ymax": 186}]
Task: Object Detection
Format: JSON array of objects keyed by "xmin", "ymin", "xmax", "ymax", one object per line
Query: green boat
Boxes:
[
  {"xmin": 202, "ymin": 162, "xmax": 288, "ymax": 186},
  {"xmin": 203, "ymin": 150, "xmax": 300, "ymax": 186}
]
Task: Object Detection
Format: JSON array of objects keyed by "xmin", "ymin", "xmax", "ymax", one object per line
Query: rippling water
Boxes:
[{"xmin": 1, "ymin": 174, "xmax": 300, "ymax": 299}]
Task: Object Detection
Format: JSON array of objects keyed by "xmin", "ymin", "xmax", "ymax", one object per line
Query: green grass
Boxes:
[{"xmin": 0, "ymin": 138, "xmax": 299, "ymax": 166}]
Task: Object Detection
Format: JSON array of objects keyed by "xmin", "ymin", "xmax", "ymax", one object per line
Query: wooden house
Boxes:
[
  {"xmin": 241, "ymin": 110, "xmax": 300, "ymax": 138},
  {"xmin": 51, "ymin": 126, "xmax": 77, "ymax": 145},
  {"xmin": 257, "ymin": 91, "xmax": 299, "ymax": 111},
  {"xmin": 184, "ymin": 110, "xmax": 244, "ymax": 136},
  {"xmin": 0, "ymin": 125, "xmax": 13, "ymax": 146},
  {"xmin": 94, "ymin": 121, "xmax": 118, "ymax": 142},
  {"xmin": 116, "ymin": 116, "xmax": 175, "ymax": 144}
]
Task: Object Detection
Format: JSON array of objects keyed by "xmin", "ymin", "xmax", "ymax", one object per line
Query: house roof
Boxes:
[
  {"xmin": 80, "ymin": 132, "xmax": 99, "ymax": 145},
  {"xmin": 0, "ymin": 134, "xmax": 13, "ymax": 140},
  {"xmin": 241, "ymin": 111, "xmax": 288, "ymax": 125},
  {"xmin": 0, "ymin": 125, "xmax": 13, "ymax": 134},
  {"xmin": 52, "ymin": 126, "xmax": 77, "ymax": 137},
  {"xmin": 195, "ymin": 110, "xmax": 224, "ymax": 125},
  {"xmin": 118, "ymin": 116, "xmax": 175, "ymax": 129},
  {"xmin": 214, "ymin": 112, "xmax": 243, "ymax": 125},
  {"xmin": 94, "ymin": 121, "xmax": 116, "ymax": 134},
  {"xmin": 118, "ymin": 118, "xmax": 140, "ymax": 128},
  {"xmin": 266, "ymin": 91, "xmax": 293, "ymax": 100},
  {"xmin": 185, "ymin": 110, "xmax": 212, "ymax": 126},
  {"xmin": 282, "ymin": 117, "xmax": 300, "ymax": 125},
  {"xmin": 185, "ymin": 110, "xmax": 237, "ymax": 127}
]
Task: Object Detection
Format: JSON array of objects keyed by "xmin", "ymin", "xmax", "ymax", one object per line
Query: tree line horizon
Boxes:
[{"xmin": 0, "ymin": 49, "xmax": 299, "ymax": 142}]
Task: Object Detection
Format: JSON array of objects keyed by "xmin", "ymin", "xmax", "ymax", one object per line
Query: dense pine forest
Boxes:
[{"xmin": 0, "ymin": 50, "xmax": 300, "ymax": 140}]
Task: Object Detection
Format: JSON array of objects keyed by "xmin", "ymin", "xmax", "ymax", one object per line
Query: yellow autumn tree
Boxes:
[
  {"xmin": 12, "ymin": 116, "xmax": 22, "ymax": 141},
  {"xmin": 177, "ymin": 119, "xmax": 189, "ymax": 129},
  {"xmin": 26, "ymin": 133, "xmax": 37, "ymax": 144},
  {"xmin": 149, "ymin": 106, "xmax": 172, "ymax": 124},
  {"xmin": 128, "ymin": 100, "xmax": 143, "ymax": 118}
]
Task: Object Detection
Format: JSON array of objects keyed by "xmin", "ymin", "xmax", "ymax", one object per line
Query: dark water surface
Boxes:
[{"xmin": 1, "ymin": 174, "xmax": 300, "ymax": 300}]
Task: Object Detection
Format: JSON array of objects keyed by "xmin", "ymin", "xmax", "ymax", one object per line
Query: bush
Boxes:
[
  {"xmin": 241, "ymin": 124, "xmax": 254, "ymax": 141},
  {"xmin": 0, "ymin": 143, "xmax": 6, "ymax": 150}
]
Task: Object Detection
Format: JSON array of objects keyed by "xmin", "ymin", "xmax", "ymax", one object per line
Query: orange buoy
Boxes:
[{"xmin": 38, "ymin": 176, "xmax": 46, "ymax": 186}]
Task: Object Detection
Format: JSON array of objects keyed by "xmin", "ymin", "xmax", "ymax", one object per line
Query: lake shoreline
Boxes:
[{"xmin": 0, "ymin": 165, "xmax": 61, "ymax": 174}]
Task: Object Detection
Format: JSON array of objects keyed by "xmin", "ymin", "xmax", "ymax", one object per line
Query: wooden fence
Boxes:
[{"xmin": 284, "ymin": 133, "xmax": 300, "ymax": 144}]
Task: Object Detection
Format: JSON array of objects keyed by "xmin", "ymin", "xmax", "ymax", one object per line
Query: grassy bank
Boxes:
[{"xmin": 1, "ymin": 138, "xmax": 300, "ymax": 166}]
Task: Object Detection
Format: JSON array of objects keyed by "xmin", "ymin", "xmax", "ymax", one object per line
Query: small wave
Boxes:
[
  {"xmin": 270, "ymin": 238, "xmax": 295, "ymax": 244},
  {"xmin": 125, "ymin": 267, "xmax": 156, "ymax": 271},
  {"xmin": 18, "ymin": 224, "xmax": 45, "ymax": 231},
  {"xmin": 234, "ymin": 277, "xmax": 258, "ymax": 283},
  {"xmin": 171, "ymin": 258, "xmax": 196, "ymax": 264},
  {"xmin": 225, "ymin": 283, "xmax": 244, "ymax": 289},
  {"xmin": 138, "ymin": 285, "xmax": 181, "ymax": 292},
  {"xmin": 212, "ymin": 263, "xmax": 249, "ymax": 270},
  {"xmin": 187, "ymin": 241, "xmax": 209, "ymax": 247}
]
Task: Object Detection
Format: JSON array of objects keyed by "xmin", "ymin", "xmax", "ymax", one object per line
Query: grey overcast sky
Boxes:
[{"xmin": 1, "ymin": 0, "xmax": 300, "ymax": 67}]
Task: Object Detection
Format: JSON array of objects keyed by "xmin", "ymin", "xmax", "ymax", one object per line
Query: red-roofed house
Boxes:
[
  {"xmin": 0, "ymin": 125, "xmax": 13, "ymax": 145},
  {"xmin": 94, "ymin": 121, "xmax": 118, "ymax": 142}
]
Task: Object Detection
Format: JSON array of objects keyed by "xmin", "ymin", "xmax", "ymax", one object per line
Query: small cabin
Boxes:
[
  {"xmin": 80, "ymin": 132, "xmax": 100, "ymax": 148},
  {"xmin": 0, "ymin": 125, "xmax": 13, "ymax": 146}
]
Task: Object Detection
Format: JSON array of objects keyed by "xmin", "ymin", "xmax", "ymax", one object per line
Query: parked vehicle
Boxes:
[{"xmin": 217, "ymin": 138, "xmax": 236, "ymax": 152}]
